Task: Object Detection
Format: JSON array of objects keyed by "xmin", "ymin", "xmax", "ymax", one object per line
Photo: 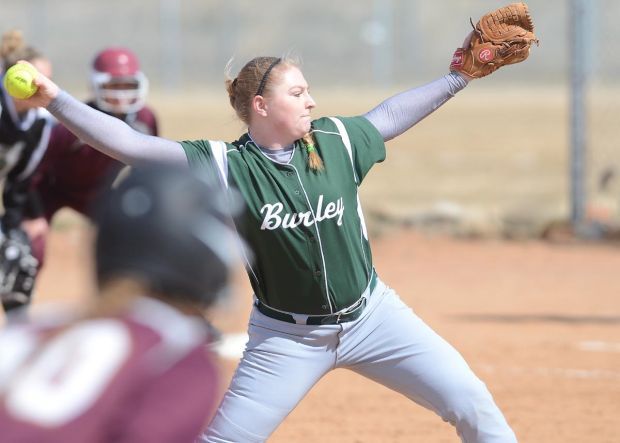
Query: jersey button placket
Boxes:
[
  {"xmin": 286, "ymin": 170, "xmax": 302, "ymax": 197},
  {"xmin": 289, "ymin": 165, "xmax": 326, "ymax": 312}
]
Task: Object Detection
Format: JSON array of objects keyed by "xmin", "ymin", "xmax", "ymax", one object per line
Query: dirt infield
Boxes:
[
  {"xmin": 31, "ymin": 222, "xmax": 620, "ymax": 443},
  {"xmin": 13, "ymin": 88, "xmax": 619, "ymax": 441}
]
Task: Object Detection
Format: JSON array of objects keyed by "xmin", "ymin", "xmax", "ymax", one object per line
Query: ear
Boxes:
[{"xmin": 252, "ymin": 95, "xmax": 268, "ymax": 118}]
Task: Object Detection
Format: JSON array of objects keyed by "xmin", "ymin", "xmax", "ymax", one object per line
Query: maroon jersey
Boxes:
[
  {"xmin": 30, "ymin": 103, "xmax": 158, "ymax": 220},
  {"xmin": 0, "ymin": 297, "xmax": 218, "ymax": 442}
]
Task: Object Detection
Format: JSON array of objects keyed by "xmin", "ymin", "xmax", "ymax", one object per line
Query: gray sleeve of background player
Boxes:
[
  {"xmin": 363, "ymin": 72, "xmax": 469, "ymax": 142},
  {"xmin": 47, "ymin": 91, "xmax": 188, "ymax": 166}
]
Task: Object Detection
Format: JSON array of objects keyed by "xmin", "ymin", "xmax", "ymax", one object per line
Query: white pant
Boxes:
[{"xmin": 200, "ymin": 279, "xmax": 517, "ymax": 443}]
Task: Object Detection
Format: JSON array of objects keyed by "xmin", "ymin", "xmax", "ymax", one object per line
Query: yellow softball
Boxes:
[{"xmin": 3, "ymin": 63, "xmax": 39, "ymax": 100}]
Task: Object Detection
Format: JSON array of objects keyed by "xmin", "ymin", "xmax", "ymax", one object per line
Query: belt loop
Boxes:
[{"xmin": 291, "ymin": 314, "xmax": 309, "ymax": 325}]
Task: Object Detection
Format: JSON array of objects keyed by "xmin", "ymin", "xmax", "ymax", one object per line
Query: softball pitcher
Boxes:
[{"xmin": 14, "ymin": 4, "xmax": 538, "ymax": 441}]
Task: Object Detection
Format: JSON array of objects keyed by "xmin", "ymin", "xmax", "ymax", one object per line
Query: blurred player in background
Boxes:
[
  {"xmin": 25, "ymin": 46, "xmax": 158, "ymax": 264},
  {"xmin": 0, "ymin": 164, "xmax": 241, "ymax": 442},
  {"xmin": 0, "ymin": 30, "xmax": 54, "ymax": 315}
]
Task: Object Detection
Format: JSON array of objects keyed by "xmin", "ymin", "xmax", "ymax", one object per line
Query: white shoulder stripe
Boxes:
[
  {"xmin": 327, "ymin": 117, "xmax": 358, "ymax": 184},
  {"xmin": 208, "ymin": 140, "xmax": 229, "ymax": 188},
  {"xmin": 327, "ymin": 118, "xmax": 368, "ymax": 241},
  {"xmin": 311, "ymin": 129, "xmax": 340, "ymax": 137}
]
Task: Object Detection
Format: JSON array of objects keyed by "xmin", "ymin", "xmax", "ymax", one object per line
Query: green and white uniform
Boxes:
[
  {"xmin": 183, "ymin": 116, "xmax": 382, "ymax": 316},
  {"xmin": 184, "ymin": 116, "xmax": 516, "ymax": 443}
]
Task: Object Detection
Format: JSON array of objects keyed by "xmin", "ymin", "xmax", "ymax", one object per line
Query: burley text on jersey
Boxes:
[{"xmin": 260, "ymin": 195, "xmax": 344, "ymax": 230}]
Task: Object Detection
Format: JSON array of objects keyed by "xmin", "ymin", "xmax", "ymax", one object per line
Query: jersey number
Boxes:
[{"xmin": 1, "ymin": 320, "xmax": 130, "ymax": 426}]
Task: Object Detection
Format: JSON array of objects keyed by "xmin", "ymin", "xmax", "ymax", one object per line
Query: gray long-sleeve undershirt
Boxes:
[
  {"xmin": 363, "ymin": 72, "xmax": 468, "ymax": 141},
  {"xmin": 46, "ymin": 72, "xmax": 468, "ymax": 166},
  {"xmin": 47, "ymin": 92, "xmax": 187, "ymax": 166}
]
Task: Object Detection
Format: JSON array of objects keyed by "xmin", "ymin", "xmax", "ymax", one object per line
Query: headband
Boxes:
[{"xmin": 255, "ymin": 58, "xmax": 281, "ymax": 96}]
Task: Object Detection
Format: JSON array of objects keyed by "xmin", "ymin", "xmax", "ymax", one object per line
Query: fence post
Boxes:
[
  {"xmin": 160, "ymin": 0, "xmax": 181, "ymax": 92},
  {"xmin": 569, "ymin": 0, "xmax": 590, "ymax": 231}
]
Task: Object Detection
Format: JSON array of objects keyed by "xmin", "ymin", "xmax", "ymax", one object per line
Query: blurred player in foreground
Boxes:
[
  {"xmin": 0, "ymin": 30, "xmax": 54, "ymax": 315},
  {"xmin": 0, "ymin": 165, "xmax": 241, "ymax": 442}
]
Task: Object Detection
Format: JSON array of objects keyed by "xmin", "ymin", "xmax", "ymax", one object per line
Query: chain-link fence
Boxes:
[
  {"xmin": 2, "ymin": 0, "xmax": 601, "ymax": 90},
  {"xmin": 582, "ymin": 0, "xmax": 620, "ymax": 231},
  {"xmin": 2, "ymin": 0, "xmax": 618, "ymax": 235}
]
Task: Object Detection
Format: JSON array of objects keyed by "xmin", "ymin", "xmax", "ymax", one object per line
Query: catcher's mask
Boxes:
[{"xmin": 93, "ymin": 165, "xmax": 244, "ymax": 308}]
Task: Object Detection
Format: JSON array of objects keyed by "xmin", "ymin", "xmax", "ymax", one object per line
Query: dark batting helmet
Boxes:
[{"xmin": 93, "ymin": 165, "xmax": 243, "ymax": 308}]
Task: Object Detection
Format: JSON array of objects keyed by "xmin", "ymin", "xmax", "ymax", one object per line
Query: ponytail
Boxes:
[{"xmin": 302, "ymin": 132, "xmax": 323, "ymax": 172}]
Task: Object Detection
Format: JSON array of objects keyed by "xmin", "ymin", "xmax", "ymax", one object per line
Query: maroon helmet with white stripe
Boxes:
[{"xmin": 91, "ymin": 47, "xmax": 148, "ymax": 115}]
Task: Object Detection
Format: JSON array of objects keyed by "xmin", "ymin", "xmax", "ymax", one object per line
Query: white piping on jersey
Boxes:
[
  {"xmin": 244, "ymin": 134, "xmax": 334, "ymax": 312},
  {"xmin": 207, "ymin": 140, "xmax": 229, "ymax": 188},
  {"xmin": 210, "ymin": 130, "xmax": 372, "ymax": 314},
  {"xmin": 311, "ymin": 129, "xmax": 341, "ymax": 137},
  {"xmin": 357, "ymin": 194, "xmax": 370, "ymax": 273},
  {"xmin": 288, "ymin": 162, "xmax": 334, "ymax": 313},
  {"xmin": 207, "ymin": 139, "xmax": 261, "ymax": 289},
  {"xmin": 231, "ymin": 140, "xmax": 263, "ymax": 289},
  {"xmin": 327, "ymin": 117, "xmax": 371, "ymax": 275},
  {"xmin": 247, "ymin": 131, "xmax": 295, "ymax": 166},
  {"xmin": 328, "ymin": 118, "xmax": 357, "ymax": 183},
  {"xmin": 235, "ymin": 226, "xmax": 260, "ymax": 291}
]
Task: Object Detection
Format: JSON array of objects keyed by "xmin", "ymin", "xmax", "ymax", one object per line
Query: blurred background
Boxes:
[
  {"xmin": 2, "ymin": 0, "xmax": 619, "ymax": 239},
  {"xmin": 2, "ymin": 4, "xmax": 619, "ymax": 441}
]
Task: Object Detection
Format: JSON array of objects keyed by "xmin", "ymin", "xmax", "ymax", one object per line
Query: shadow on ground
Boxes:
[{"xmin": 453, "ymin": 313, "xmax": 620, "ymax": 325}]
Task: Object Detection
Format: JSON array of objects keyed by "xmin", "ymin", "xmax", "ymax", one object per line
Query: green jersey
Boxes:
[{"xmin": 181, "ymin": 116, "xmax": 385, "ymax": 315}]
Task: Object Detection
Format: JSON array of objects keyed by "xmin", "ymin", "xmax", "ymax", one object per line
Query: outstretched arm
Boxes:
[
  {"xmin": 48, "ymin": 92, "xmax": 186, "ymax": 166},
  {"xmin": 16, "ymin": 61, "xmax": 187, "ymax": 167},
  {"xmin": 363, "ymin": 72, "xmax": 469, "ymax": 142},
  {"xmin": 365, "ymin": 0, "xmax": 540, "ymax": 143}
]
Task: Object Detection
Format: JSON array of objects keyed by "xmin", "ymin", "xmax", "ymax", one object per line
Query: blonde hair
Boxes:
[
  {"xmin": 302, "ymin": 132, "xmax": 323, "ymax": 172},
  {"xmin": 225, "ymin": 56, "xmax": 324, "ymax": 172},
  {"xmin": 0, "ymin": 29, "xmax": 43, "ymax": 71}
]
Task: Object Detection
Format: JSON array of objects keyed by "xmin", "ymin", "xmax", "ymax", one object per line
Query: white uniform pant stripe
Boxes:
[{"xmin": 199, "ymin": 280, "xmax": 516, "ymax": 443}]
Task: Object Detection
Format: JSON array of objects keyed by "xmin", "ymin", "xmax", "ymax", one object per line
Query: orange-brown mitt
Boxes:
[{"xmin": 450, "ymin": 2, "xmax": 539, "ymax": 78}]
